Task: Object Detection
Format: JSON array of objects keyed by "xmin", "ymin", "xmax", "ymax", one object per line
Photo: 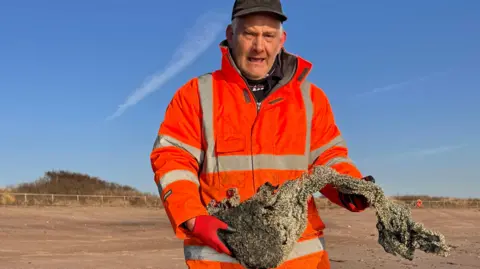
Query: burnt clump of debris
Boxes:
[{"xmin": 208, "ymin": 165, "xmax": 451, "ymax": 269}]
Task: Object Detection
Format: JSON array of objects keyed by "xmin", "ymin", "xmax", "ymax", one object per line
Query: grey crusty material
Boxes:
[{"xmin": 207, "ymin": 165, "xmax": 451, "ymax": 269}]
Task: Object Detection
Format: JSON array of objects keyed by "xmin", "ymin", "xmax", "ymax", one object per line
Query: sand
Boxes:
[{"xmin": 0, "ymin": 206, "xmax": 478, "ymax": 269}]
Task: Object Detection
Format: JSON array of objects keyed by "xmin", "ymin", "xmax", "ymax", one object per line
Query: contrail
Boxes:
[
  {"xmin": 410, "ymin": 144, "xmax": 467, "ymax": 157},
  {"xmin": 390, "ymin": 143, "xmax": 467, "ymax": 161},
  {"xmin": 359, "ymin": 143, "xmax": 466, "ymax": 163},
  {"xmin": 355, "ymin": 70, "xmax": 450, "ymax": 97},
  {"xmin": 106, "ymin": 11, "xmax": 228, "ymax": 120}
]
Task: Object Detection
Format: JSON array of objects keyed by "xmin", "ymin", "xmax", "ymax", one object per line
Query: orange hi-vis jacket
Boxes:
[{"xmin": 150, "ymin": 40, "xmax": 366, "ymax": 268}]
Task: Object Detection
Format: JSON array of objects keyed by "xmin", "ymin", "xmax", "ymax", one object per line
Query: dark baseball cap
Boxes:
[{"xmin": 231, "ymin": 0, "xmax": 287, "ymax": 22}]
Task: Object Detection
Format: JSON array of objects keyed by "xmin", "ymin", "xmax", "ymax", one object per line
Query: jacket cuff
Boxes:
[{"xmin": 161, "ymin": 182, "xmax": 209, "ymax": 239}]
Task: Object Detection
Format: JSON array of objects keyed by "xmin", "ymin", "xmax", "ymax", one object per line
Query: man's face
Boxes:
[{"xmin": 227, "ymin": 13, "xmax": 286, "ymax": 80}]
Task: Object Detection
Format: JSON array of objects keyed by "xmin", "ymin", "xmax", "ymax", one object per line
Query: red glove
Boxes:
[
  {"xmin": 190, "ymin": 215, "xmax": 236, "ymax": 255},
  {"xmin": 339, "ymin": 175, "xmax": 376, "ymax": 211},
  {"xmin": 339, "ymin": 192, "xmax": 369, "ymax": 211}
]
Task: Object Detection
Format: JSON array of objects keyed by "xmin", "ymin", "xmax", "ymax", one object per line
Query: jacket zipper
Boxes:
[
  {"xmin": 242, "ymin": 88, "xmax": 260, "ymax": 188},
  {"xmin": 243, "ymin": 87, "xmax": 283, "ymax": 190},
  {"xmin": 225, "ymin": 53, "xmax": 288, "ymax": 189}
]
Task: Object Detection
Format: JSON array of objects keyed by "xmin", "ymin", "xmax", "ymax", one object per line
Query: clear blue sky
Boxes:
[{"xmin": 1, "ymin": 1, "xmax": 479, "ymax": 198}]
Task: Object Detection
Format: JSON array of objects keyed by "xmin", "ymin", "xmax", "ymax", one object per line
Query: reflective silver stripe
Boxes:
[
  {"xmin": 300, "ymin": 80, "xmax": 313, "ymax": 165},
  {"xmin": 309, "ymin": 135, "xmax": 347, "ymax": 165},
  {"xmin": 153, "ymin": 135, "xmax": 204, "ymax": 164},
  {"xmin": 286, "ymin": 237, "xmax": 326, "ymax": 260},
  {"xmin": 253, "ymin": 154, "xmax": 307, "ymax": 171},
  {"xmin": 197, "ymin": 74, "xmax": 216, "ymax": 175},
  {"xmin": 157, "ymin": 169, "xmax": 199, "ymax": 194},
  {"xmin": 324, "ymin": 156, "xmax": 355, "ymax": 167},
  {"xmin": 206, "ymin": 154, "xmax": 308, "ymax": 173},
  {"xmin": 184, "ymin": 245, "xmax": 238, "ymax": 263},
  {"xmin": 184, "ymin": 237, "xmax": 326, "ymax": 263}
]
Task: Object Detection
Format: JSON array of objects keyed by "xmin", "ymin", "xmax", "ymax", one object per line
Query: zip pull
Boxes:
[
  {"xmin": 256, "ymin": 102, "xmax": 261, "ymax": 111},
  {"xmin": 243, "ymin": 89, "xmax": 251, "ymax": 104}
]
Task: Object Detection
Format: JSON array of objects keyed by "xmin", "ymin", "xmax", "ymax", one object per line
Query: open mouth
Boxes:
[{"xmin": 248, "ymin": 57, "xmax": 265, "ymax": 63}]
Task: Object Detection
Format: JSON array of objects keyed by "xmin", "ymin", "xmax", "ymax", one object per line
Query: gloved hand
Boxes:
[
  {"xmin": 189, "ymin": 215, "xmax": 236, "ymax": 255},
  {"xmin": 339, "ymin": 192, "xmax": 369, "ymax": 210},
  {"xmin": 339, "ymin": 175, "xmax": 376, "ymax": 211}
]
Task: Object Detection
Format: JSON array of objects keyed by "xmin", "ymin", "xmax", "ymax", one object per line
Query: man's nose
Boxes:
[{"xmin": 252, "ymin": 36, "xmax": 265, "ymax": 52}]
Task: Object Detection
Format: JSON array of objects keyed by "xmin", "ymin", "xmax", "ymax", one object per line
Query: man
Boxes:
[{"xmin": 150, "ymin": 0, "xmax": 371, "ymax": 268}]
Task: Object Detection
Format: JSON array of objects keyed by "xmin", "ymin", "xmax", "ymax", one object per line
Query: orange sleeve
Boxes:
[
  {"xmin": 309, "ymin": 83, "xmax": 367, "ymax": 212},
  {"xmin": 150, "ymin": 77, "xmax": 208, "ymax": 239}
]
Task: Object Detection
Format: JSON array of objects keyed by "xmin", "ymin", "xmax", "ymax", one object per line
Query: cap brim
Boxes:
[{"xmin": 233, "ymin": 7, "xmax": 287, "ymax": 22}]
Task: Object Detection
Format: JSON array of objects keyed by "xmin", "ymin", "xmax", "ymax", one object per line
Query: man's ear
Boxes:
[
  {"xmin": 226, "ymin": 24, "xmax": 234, "ymax": 44},
  {"xmin": 281, "ymin": 30, "xmax": 287, "ymax": 46}
]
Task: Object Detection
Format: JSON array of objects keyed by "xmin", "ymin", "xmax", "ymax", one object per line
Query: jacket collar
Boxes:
[{"xmin": 218, "ymin": 39, "xmax": 313, "ymax": 89}]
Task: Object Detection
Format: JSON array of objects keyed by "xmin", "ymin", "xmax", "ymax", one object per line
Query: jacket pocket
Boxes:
[
  {"xmin": 215, "ymin": 132, "xmax": 245, "ymax": 153},
  {"xmin": 214, "ymin": 130, "xmax": 247, "ymax": 188}
]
